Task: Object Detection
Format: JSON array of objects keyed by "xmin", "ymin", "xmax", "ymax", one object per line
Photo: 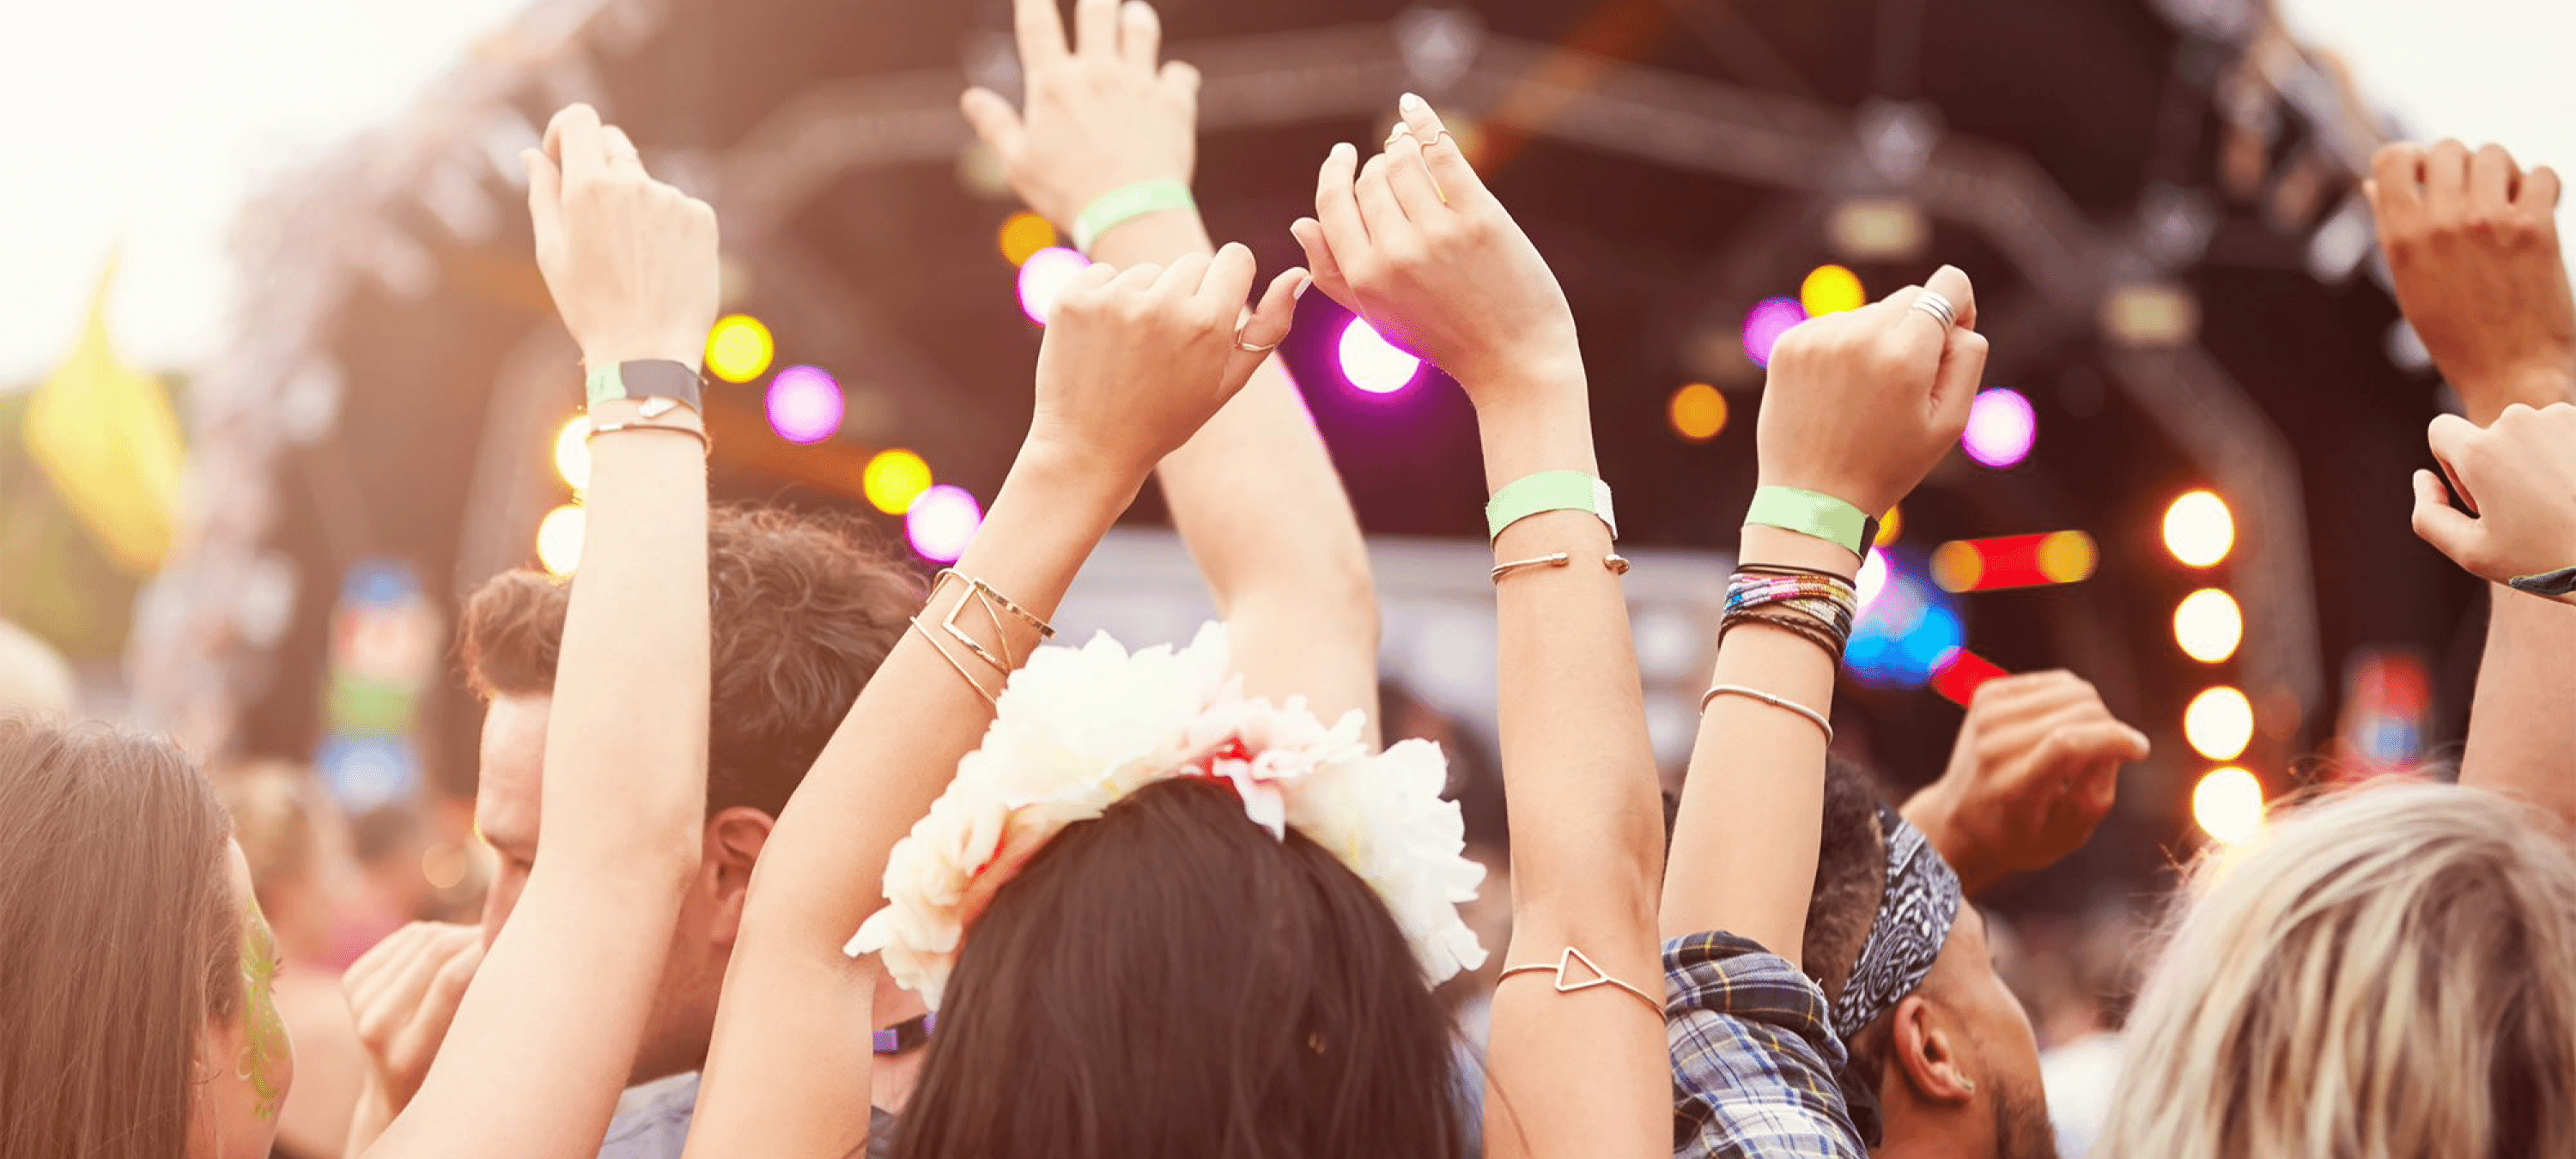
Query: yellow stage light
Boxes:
[
  {"xmin": 2164, "ymin": 489, "xmax": 2234, "ymax": 567},
  {"xmin": 2191, "ymin": 767, "xmax": 2265, "ymax": 845},
  {"xmin": 999, "ymin": 212, "xmax": 1058, "ymax": 266},
  {"xmin": 2174, "ymin": 589, "xmax": 2244, "ymax": 663},
  {"xmin": 2184, "ymin": 685, "xmax": 2254, "ymax": 762},
  {"xmin": 536, "ymin": 504, "xmax": 586, "ymax": 577},
  {"xmin": 1801, "ymin": 264, "xmax": 1866, "ymax": 316},
  {"xmin": 2036, "ymin": 531, "xmax": 2098, "ymax": 584},
  {"xmin": 1930, "ymin": 541, "xmax": 1983, "ymax": 593},
  {"xmin": 553, "ymin": 416, "xmax": 592, "ymax": 492},
  {"xmin": 706, "ymin": 315, "xmax": 775, "ymax": 385},
  {"xmin": 863, "ymin": 449, "xmax": 935, "ymax": 515},
  {"xmin": 1668, "ymin": 383, "xmax": 1728, "ymax": 441},
  {"xmin": 1875, "ymin": 506, "xmax": 1902, "ymax": 547}
]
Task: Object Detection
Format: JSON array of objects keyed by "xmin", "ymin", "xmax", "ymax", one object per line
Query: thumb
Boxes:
[
  {"xmin": 524, "ymin": 149, "xmax": 564, "ymax": 252},
  {"xmin": 1219, "ymin": 267, "xmax": 1309, "ymax": 396},
  {"xmin": 2410, "ymin": 467, "xmax": 2490, "ymax": 574},
  {"xmin": 1288, "ymin": 218, "xmax": 1358, "ymax": 313},
  {"xmin": 960, "ymin": 88, "xmax": 1026, "ymax": 161}
]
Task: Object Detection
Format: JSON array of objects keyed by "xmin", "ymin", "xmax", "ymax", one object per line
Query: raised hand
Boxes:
[
  {"xmin": 525, "ymin": 104, "xmax": 720, "ymax": 371},
  {"xmin": 963, "ymin": 0, "xmax": 1198, "ymax": 230},
  {"xmin": 1293, "ymin": 94, "xmax": 1581, "ymax": 415},
  {"xmin": 2413, "ymin": 404, "xmax": 2576, "ymax": 590},
  {"xmin": 343, "ymin": 923, "xmax": 483, "ymax": 1111},
  {"xmin": 1756, "ymin": 266, "xmax": 1988, "ymax": 520},
  {"xmin": 2369, "ymin": 141, "xmax": 2575, "ymax": 422},
  {"xmin": 1905, "ymin": 672, "xmax": 2152, "ymax": 894},
  {"xmin": 1026, "ymin": 244, "xmax": 1304, "ymax": 482}
]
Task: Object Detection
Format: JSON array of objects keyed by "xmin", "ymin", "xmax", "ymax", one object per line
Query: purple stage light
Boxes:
[
  {"xmin": 766, "ymin": 365, "xmax": 845, "ymax": 445},
  {"xmin": 1337, "ymin": 318, "xmax": 1421, "ymax": 394},
  {"xmin": 1961, "ymin": 387, "xmax": 2036, "ymax": 468},
  {"xmin": 1016, "ymin": 247, "xmax": 1090, "ymax": 324},
  {"xmin": 1741, "ymin": 296, "xmax": 1807, "ymax": 367}
]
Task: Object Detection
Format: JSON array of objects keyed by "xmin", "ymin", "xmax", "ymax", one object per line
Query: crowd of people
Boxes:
[{"xmin": 6, "ymin": 2, "xmax": 2576, "ymax": 1157}]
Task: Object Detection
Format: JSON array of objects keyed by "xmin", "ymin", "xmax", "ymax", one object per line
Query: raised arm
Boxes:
[
  {"xmin": 2368, "ymin": 141, "xmax": 2576, "ymax": 821},
  {"xmin": 1296, "ymin": 95, "xmax": 1664, "ymax": 1159},
  {"xmin": 1660, "ymin": 267, "xmax": 1983, "ymax": 965},
  {"xmin": 368, "ymin": 105, "xmax": 714, "ymax": 1159},
  {"xmin": 963, "ymin": 0, "xmax": 1376, "ymax": 726},
  {"xmin": 1901, "ymin": 671, "xmax": 2151, "ymax": 897},
  {"xmin": 683, "ymin": 246, "xmax": 1304, "ymax": 1159}
]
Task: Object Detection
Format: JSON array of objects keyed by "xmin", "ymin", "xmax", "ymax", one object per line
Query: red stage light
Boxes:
[
  {"xmin": 1931, "ymin": 649, "xmax": 2005, "ymax": 706},
  {"xmin": 1930, "ymin": 531, "xmax": 2097, "ymax": 592}
]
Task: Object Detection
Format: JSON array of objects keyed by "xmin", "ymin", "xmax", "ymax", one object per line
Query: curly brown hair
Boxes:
[{"xmin": 459, "ymin": 504, "xmax": 923, "ymax": 818}]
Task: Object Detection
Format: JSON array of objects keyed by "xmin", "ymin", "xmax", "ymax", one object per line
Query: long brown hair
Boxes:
[
  {"xmin": 893, "ymin": 777, "xmax": 1470, "ymax": 1159},
  {"xmin": 0, "ymin": 714, "xmax": 242, "ymax": 1159}
]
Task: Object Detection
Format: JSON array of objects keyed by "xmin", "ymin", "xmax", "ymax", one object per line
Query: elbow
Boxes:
[{"xmin": 1244, "ymin": 547, "xmax": 1381, "ymax": 652}]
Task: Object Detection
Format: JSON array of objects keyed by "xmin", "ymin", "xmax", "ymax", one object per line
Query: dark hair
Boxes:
[
  {"xmin": 1802, "ymin": 757, "xmax": 1895, "ymax": 1006},
  {"xmin": 894, "ymin": 778, "xmax": 1470, "ymax": 1159},
  {"xmin": 0, "ymin": 714, "xmax": 241, "ymax": 1159},
  {"xmin": 459, "ymin": 504, "xmax": 921, "ymax": 817}
]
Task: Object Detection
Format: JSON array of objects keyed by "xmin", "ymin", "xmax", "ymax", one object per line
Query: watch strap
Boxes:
[{"xmin": 585, "ymin": 360, "xmax": 706, "ymax": 412}]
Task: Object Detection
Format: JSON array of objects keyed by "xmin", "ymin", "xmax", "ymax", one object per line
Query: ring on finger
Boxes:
[
  {"xmin": 1911, "ymin": 290, "xmax": 1958, "ymax": 331},
  {"xmin": 1233, "ymin": 336, "xmax": 1281, "ymax": 354}
]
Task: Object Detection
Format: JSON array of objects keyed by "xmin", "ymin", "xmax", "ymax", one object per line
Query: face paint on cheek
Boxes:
[{"xmin": 237, "ymin": 895, "xmax": 288, "ymax": 1123}]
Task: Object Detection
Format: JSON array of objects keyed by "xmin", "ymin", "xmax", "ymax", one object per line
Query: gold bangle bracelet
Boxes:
[
  {"xmin": 1490, "ymin": 553, "xmax": 1631, "ymax": 583},
  {"xmin": 586, "ymin": 420, "xmax": 711, "ymax": 454},
  {"xmin": 908, "ymin": 616, "xmax": 997, "ymax": 707},
  {"xmin": 1496, "ymin": 946, "xmax": 1662, "ymax": 1016}
]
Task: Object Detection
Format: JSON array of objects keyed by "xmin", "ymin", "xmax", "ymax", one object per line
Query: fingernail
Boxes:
[
  {"xmin": 1332, "ymin": 142, "xmax": 1355, "ymax": 161},
  {"xmin": 1293, "ymin": 272, "xmax": 1313, "ymax": 300},
  {"xmin": 1400, "ymin": 92, "xmax": 1427, "ymax": 114}
]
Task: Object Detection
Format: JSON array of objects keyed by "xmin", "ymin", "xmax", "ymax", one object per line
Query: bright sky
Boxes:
[{"xmin": 0, "ymin": 0, "xmax": 2566, "ymax": 388}]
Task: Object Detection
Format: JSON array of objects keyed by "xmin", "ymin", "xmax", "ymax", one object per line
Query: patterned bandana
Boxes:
[{"xmin": 1829, "ymin": 802, "xmax": 1964, "ymax": 1044}]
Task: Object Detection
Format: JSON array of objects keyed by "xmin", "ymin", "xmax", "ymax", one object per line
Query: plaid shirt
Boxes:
[{"xmin": 1666, "ymin": 931, "xmax": 1869, "ymax": 1159}]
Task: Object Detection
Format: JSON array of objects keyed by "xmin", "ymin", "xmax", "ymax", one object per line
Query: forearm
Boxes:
[
  {"xmin": 342, "ymin": 1078, "xmax": 392, "ymax": 1159},
  {"xmin": 689, "ymin": 445, "xmax": 1136, "ymax": 1158},
  {"xmin": 1899, "ymin": 782, "xmax": 2003, "ymax": 897},
  {"xmin": 1660, "ymin": 526, "xmax": 1853, "ymax": 965},
  {"xmin": 2461, "ymin": 587, "xmax": 2576, "ymax": 827},
  {"xmin": 1099, "ymin": 214, "xmax": 1382, "ymax": 725},
  {"xmin": 538, "ymin": 400, "xmax": 712, "ymax": 874}
]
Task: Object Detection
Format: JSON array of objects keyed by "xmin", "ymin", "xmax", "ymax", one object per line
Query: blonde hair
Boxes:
[
  {"xmin": 2099, "ymin": 780, "xmax": 2576, "ymax": 1159},
  {"xmin": 0, "ymin": 620, "xmax": 74, "ymax": 715}
]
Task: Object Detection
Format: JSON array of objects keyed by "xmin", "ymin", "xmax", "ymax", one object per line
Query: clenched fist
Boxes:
[
  {"xmin": 343, "ymin": 921, "xmax": 484, "ymax": 1111},
  {"xmin": 2413, "ymin": 404, "xmax": 2576, "ymax": 593},
  {"xmin": 1905, "ymin": 671, "xmax": 2152, "ymax": 894},
  {"xmin": 1757, "ymin": 265, "xmax": 1988, "ymax": 519}
]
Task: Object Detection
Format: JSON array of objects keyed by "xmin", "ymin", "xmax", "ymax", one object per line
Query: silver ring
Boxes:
[{"xmin": 1911, "ymin": 291, "xmax": 1958, "ymax": 331}]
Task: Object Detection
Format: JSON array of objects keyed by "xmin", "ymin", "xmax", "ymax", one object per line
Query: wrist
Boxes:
[
  {"xmin": 1736, "ymin": 525, "xmax": 1862, "ymax": 580},
  {"xmin": 2465, "ymin": 361, "xmax": 2576, "ymax": 422},
  {"xmin": 580, "ymin": 337, "xmax": 707, "ymax": 377},
  {"xmin": 1900, "ymin": 781, "xmax": 2002, "ymax": 895},
  {"xmin": 1082, "ymin": 208, "xmax": 1212, "ymax": 267},
  {"xmin": 1473, "ymin": 376, "xmax": 1598, "ymax": 491},
  {"xmin": 1012, "ymin": 435, "xmax": 1150, "ymax": 513}
]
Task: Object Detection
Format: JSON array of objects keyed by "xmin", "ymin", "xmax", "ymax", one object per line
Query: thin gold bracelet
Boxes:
[
  {"xmin": 586, "ymin": 420, "xmax": 711, "ymax": 455},
  {"xmin": 1496, "ymin": 946, "xmax": 1662, "ymax": 1016},
  {"xmin": 908, "ymin": 616, "xmax": 997, "ymax": 707},
  {"xmin": 1490, "ymin": 553, "xmax": 1631, "ymax": 583}
]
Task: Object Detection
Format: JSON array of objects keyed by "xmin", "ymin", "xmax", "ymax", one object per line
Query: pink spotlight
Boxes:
[
  {"xmin": 1741, "ymin": 296, "xmax": 1807, "ymax": 367},
  {"xmin": 906, "ymin": 484, "xmax": 982, "ymax": 562},
  {"xmin": 1337, "ymin": 318, "xmax": 1420, "ymax": 394},
  {"xmin": 766, "ymin": 365, "xmax": 844, "ymax": 445},
  {"xmin": 1017, "ymin": 247, "xmax": 1090, "ymax": 325},
  {"xmin": 1961, "ymin": 387, "xmax": 2037, "ymax": 468}
]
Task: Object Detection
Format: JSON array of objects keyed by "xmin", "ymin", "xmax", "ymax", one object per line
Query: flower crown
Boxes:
[{"xmin": 845, "ymin": 624, "xmax": 1490, "ymax": 1010}]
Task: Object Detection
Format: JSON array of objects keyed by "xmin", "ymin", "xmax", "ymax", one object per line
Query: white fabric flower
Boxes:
[{"xmin": 847, "ymin": 624, "xmax": 1491, "ymax": 1006}]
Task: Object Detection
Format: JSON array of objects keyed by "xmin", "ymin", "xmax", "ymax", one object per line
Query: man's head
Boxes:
[
  {"xmin": 461, "ymin": 505, "xmax": 921, "ymax": 1083},
  {"xmin": 1805, "ymin": 759, "xmax": 2050, "ymax": 1159}
]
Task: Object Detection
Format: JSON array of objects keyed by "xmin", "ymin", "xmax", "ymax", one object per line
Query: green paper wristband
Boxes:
[
  {"xmin": 1071, "ymin": 179, "xmax": 1196, "ymax": 253},
  {"xmin": 1486, "ymin": 471, "xmax": 1617, "ymax": 542},
  {"xmin": 1744, "ymin": 486, "xmax": 1873, "ymax": 556}
]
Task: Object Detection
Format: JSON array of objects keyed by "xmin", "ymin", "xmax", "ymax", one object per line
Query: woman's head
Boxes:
[
  {"xmin": 2102, "ymin": 780, "xmax": 2576, "ymax": 1159},
  {"xmin": 0, "ymin": 715, "xmax": 294, "ymax": 1159},
  {"xmin": 894, "ymin": 777, "xmax": 1468, "ymax": 1159}
]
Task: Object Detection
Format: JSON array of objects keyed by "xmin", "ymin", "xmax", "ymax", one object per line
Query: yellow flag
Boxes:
[{"xmin": 22, "ymin": 258, "xmax": 186, "ymax": 573}]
